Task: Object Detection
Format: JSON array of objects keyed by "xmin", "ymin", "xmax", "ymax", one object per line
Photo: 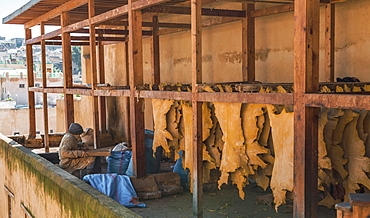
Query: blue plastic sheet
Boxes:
[
  {"xmin": 83, "ymin": 174, "xmax": 146, "ymax": 208},
  {"xmin": 173, "ymin": 150, "xmax": 189, "ymax": 188}
]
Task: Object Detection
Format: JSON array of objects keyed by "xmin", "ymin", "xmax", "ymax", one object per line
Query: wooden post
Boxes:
[
  {"xmin": 293, "ymin": 0, "xmax": 320, "ymax": 217},
  {"xmin": 128, "ymin": 0, "xmax": 146, "ymax": 178},
  {"xmin": 25, "ymin": 28, "xmax": 36, "ymax": 139},
  {"xmin": 242, "ymin": 3, "xmax": 255, "ymax": 82},
  {"xmin": 98, "ymin": 35, "xmax": 107, "ymax": 133},
  {"xmin": 325, "ymin": 3, "xmax": 335, "ymax": 82},
  {"xmin": 89, "ymin": 0, "xmax": 100, "ymax": 148},
  {"xmin": 151, "ymin": 15, "xmax": 160, "ymax": 84},
  {"xmin": 41, "ymin": 23, "xmax": 49, "ymax": 152},
  {"xmin": 125, "ymin": 25, "xmax": 131, "ymax": 141},
  {"xmin": 191, "ymin": 0, "xmax": 203, "ymax": 216},
  {"xmin": 61, "ymin": 12, "xmax": 74, "ymax": 131}
]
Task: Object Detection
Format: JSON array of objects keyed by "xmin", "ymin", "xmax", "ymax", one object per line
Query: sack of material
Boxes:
[
  {"xmin": 83, "ymin": 174, "xmax": 146, "ymax": 208},
  {"xmin": 107, "ymin": 150, "xmax": 132, "ymax": 175},
  {"xmin": 80, "ymin": 128, "xmax": 94, "ymax": 146}
]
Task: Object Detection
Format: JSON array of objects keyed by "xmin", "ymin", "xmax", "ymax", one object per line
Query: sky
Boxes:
[{"xmin": 0, "ymin": 0, "xmax": 32, "ymax": 40}]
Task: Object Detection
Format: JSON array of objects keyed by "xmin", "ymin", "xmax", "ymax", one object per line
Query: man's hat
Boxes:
[{"xmin": 68, "ymin": 123, "xmax": 83, "ymax": 135}]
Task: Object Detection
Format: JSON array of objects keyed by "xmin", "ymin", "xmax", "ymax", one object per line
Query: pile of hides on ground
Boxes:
[
  {"xmin": 83, "ymin": 174, "xmax": 146, "ymax": 208},
  {"xmin": 151, "ymin": 84, "xmax": 370, "ymax": 212}
]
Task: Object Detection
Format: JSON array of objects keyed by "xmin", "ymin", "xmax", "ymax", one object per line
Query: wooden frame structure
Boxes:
[{"xmin": 3, "ymin": 0, "xmax": 369, "ymax": 217}]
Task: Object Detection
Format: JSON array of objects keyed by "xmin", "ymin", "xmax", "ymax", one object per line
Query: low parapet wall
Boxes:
[{"xmin": 0, "ymin": 133, "xmax": 140, "ymax": 218}]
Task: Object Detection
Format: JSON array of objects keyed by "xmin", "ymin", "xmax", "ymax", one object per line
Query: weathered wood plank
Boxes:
[
  {"xmin": 41, "ymin": 23, "xmax": 49, "ymax": 152},
  {"xmin": 144, "ymin": 6, "xmax": 245, "ymax": 17},
  {"xmin": 26, "ymin": 28, "xmax": 36, "ymax": 139},
  {"xmin": 65, "ymin": 88, "xmax": 93, "ymax": 96},
  {"xmin": 24, "ymin": 0, "xmax": 88, "ymax": 29},
  {"xmin": 98, "ymin": 35, "xmax": 107, "ymax": 133},
  {"xmin": 191, "ymin": 0, "xmax": 203, "ymax": 216},
  {"xmin": 158, "ymin": 17, "xmax": 241, "ymax": 35},
  {"xmin": 251, "ymin": 3, "xmax": 293, "ymax": 17},
  {"xmin": 129, "ymin": 1, "xmax": 146, "ymax": 178},
  {"xmin": 26, "ymin": 29, "xmax": 62, "ymax": 45},
  {"xmin": 132, "ymin": 0, "xmax": 175, "ymax": 10},
  {"xmin": 90, "ymin": 5, "xmax": 128, "ymax": 25},
  {"xmin": 138, "ymin": 90, "xmax": 192, "ymax": 100},
  {"xmin": 293, "ymin": 0, "xmax": 320, "ymax": 217},
  {"xmin": 151, "ymin": 16, "xmax": 160, "ymax": 84},
  {"xmin": 304, "ymin": 93, "xmax": 370, "ymax": 110},
  {"xmin": 93, "ymin": 89, "xmax": 130, "ymax": 96},
  {"xmin": 198, "ymin": 92, "xmax": 293, "ymax": 104},
  {"xmin": 242, "ymin": 3, "xmax": 255, "ymax": 81},
  {"xmin": 61, "ymin": 12, "xmax": 74, "ymax": 131},
  {"xmin": 63, "ymin": 19, "xmax": 90, "ymax": 33},
  {"xmin": 325, "ymin": 3, "xmax": 335, "ymax": 82},
  {"xmin": 89, "ymin": 0, "xmax": 100, "ymax": 149}
]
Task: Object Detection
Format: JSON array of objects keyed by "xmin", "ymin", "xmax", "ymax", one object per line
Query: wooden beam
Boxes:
[
  {"xmin": 93, "ymin": 89, "xmax": 130, "ymax": 96},
  {"xmin": 89, "ymin": 0, "xmax": 100, "ymax": 149},
  {"xmin": 129, "ymin": 0, "xmax": 146, "ymax": 178},
  {"xmin": 90, "ymin": 5, "xmax": 128, "ymax": 25},
  {"xmin": 325, "ymin": 3, "xmax": 335, "ymax": 82},
  {"xmin": 251, "ymin": 3, "xmax": 294, "ymax": 17},
  {"xmin": 100, "ymin": 20, "xmax": 192, "ymax": 29},
  {"xmin": 25, "ymin": 28, "xmax": 36, "ymax": 139},
  {"xmin": 151, "ymin": 16, "xmax": 160, "ymax": 84},
  {"xmin": 45, "ymin": 41, "xmax": 91, "ymax": 46},
  {"xmin": 26, "ymin": 29, "xmax": 62, "ymax": 45},
  {"xmin": 157, "ymin": 17, "xmax": 241, "ymax": 35},
  {"xmin": 132, "ymin": 0, "xmax": 177, "ymax": 10},
  {"xmin": 47, "ymin": 36, "xmax": 128, "ymax": 42},
  {"xmin": 98, "ymin": 34, "xmax": 107, "ymax": 133},
  {"xmin": 69, "ymin": 29, "xmax": 152, "ymax": 36},
  {"xmin": 293, "ymin": 0, "xmax": 320, "ymax": 217},
  {"xmin": 41, "ymin": 23, "xmax": 49, "ymax": 152},
  {"xmin": 63, "ymin": 19, "xmax": 90, "ymax": 33},
  {"xmin": 191, "ymin": 0, "xmax": 203, "ymax": 216},
  {"xmin": 125, "ymin": 25, "xmax": 131, "ymax": 145},
  {"xmin": 65, "ymin": 88, "xmax": 93, "ymax": 96},
  {"xmin": 198, "ymin": 92, "xmax": 293, "ymax": 104},
  {"xmin": 304, "ymin": 93, "xmax": 370, "ymax": 110},
  {"xmin": 61, "ymin": 12, "xmax": 75, "ymax": 132},
  {"xmin": 242, "ymin": 3, "xmax": 255, "ymax": 82},
  {"xmin": 144, "ymin": 6, "xmax": 245, "ymax": 17},
  {"xmin": 138, "ymin": 90, "xmax": 192, "ymax": 100},
  {"xmin": 24, "ymin": 0, "xmax": 88, "ymax": 29}
]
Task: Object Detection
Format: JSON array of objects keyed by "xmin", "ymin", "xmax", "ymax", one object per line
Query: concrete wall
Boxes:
[
  {"xmin": 0, "ymin": 107, "xmax": 56, "ymax": 135},
  {"xmin": 58, "ymin": 0, "xmax": 370, "ymax": 141},
  {"xmin": 0, "ymin": 76, "xmax": 63, "ymax": 106},
  {"xmin": 0, "ymin": 134, "xmax": 139, "ymax": 218}
]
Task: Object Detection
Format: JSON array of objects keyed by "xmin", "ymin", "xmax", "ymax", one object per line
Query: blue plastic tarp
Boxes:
[{"xmin": 83, "ymin": 174, "xmax": 146, "ymax": 208}]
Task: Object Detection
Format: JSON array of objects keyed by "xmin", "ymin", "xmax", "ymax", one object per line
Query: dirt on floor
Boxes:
[{"xmin": 130, "ymin": 182, "xmax": 336, "ymax": 218}]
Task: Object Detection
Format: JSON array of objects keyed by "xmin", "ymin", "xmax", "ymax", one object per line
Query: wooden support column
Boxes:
[
  {"xmin": 191, "ymin": 0, "xmax": 203, "ymax": 216},
  {"xmin": 89, "ymin": 0, "xmax": 100, "ymax": 148},
  {"xmin": 25, "ymin": 28, "xmax": 36, "ymax": 139},
  {"xmin": 61, "ymin": 12, "xmax": 74, "ymax": 131},
  {"xmin": 293, "ymin": 0, "xmax": 320, "ymax": 217},
  {"xmin": 242, "ymin": 3, "xmax": 255, "ymax": 82},
  {"xmin": 41, "ymin": 23, "xmax": 49, "ymax": 152},
  {"xmin": 151, "ymin": 15, "xmax": 160, "ymax": 84},
  {"xmin": 98, "ymin": 35, "xmax": 107, "ymax": 133},
  {"xmin": 125, "ymin": 25, "xmax": 131, "ymax": 141},
  {"xmin": 325, "ymin": 3, "xmax": 335, "ymax": 82},
  {"xmin": 128, "ymin": 0, "xmax": 146, "ymax": 178}
]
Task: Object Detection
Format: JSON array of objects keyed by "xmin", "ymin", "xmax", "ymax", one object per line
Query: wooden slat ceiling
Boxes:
[{"xmin": 3, "ymin": 0, "xmax": 128, "ymax": 25}]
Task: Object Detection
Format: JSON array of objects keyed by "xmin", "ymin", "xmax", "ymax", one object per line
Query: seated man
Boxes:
[{"xmin": 58, "ymin": 123, "xmax": 96, "ymax": 174}]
